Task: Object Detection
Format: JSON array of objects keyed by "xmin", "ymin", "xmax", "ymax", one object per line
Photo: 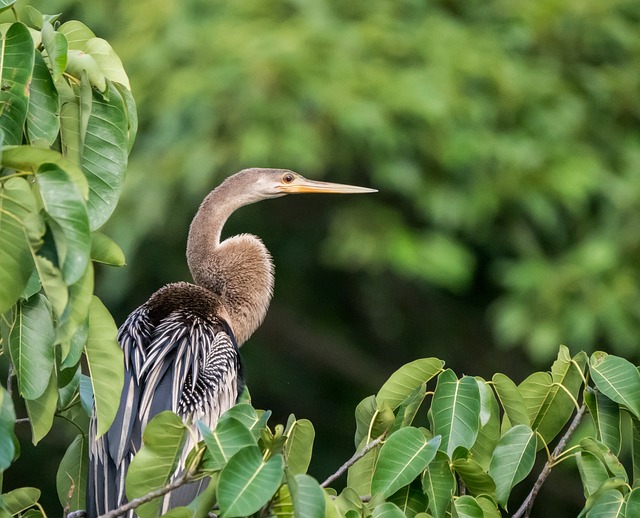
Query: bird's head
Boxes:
[{"xmin": 233, "ymin": 168, "xmax": 377, "ymax": 203}]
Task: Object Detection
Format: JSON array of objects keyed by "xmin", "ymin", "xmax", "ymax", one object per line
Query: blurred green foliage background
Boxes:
[{"xmin": 10, "ymin": 0, "xmax": 640, "ymax": 514}]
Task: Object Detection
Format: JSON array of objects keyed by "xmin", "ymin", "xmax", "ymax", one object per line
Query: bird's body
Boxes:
[{"xmin": 86, "ymin": 168, "xmax": 374, "ymax": 516}]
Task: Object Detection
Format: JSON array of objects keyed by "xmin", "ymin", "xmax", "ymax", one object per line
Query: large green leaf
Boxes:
[
  {"xmin": 59, "ymin": 262, "xmax": 94, "ymax": 365},
  {"xmin": 576, "ymin": 451, "xmax": 610, "ymax": 497},
  {"xmin": 57, "ymin": 20, "xmax": 95, "ymax": 51},
  {"xmin": 81, "ymin": 81, "xmax": 129, "ymax": 230},
  {"xmin": 0, "ymin": 386, "xmax": 16, "ymax": 472},
  {"xmin": 372, "ymin": 428, "xmax": 440, "ymax": 498},
  {"xmin": 8, "ymin": 293, "xmax": 55, "ymax": 400},
  {"xmin": 590, "ymin": 352, "xmax": 640, "ymax": 420},
  {"xmin": 372, "ymin": 502, "xmax": 406, "ymax": 518},
  {"xmin": 84, "ymin": 295, "xmax": 123, "ymax": 437},
  {"xmin": 24, "ymin": 367, "xmax": 57, "ymax": 444},
  {"xmin": 223, "ymin": 403, "xmax": 269, "ymax": 439},
  {"xmin": 0, "ymin": 177, "xmax": 42, "ymax": 314},
  {"xmin": 347, "ymin": 436, "xmax": 381, "ymax": 495},
  {"xmin": 41, "ymin": 21, "xmax": 68, "ymax": 82},
  {"xmin": 422, "ymin": 451, "xmax": 455, "ymax": 518},
  {"xmin": 585, "ymin": 389, "xmax": 622, "ymax": 456},
  {"xmin": 579, "ymin": 438, "xmax": 627, "ymax": 482},
  {"xmin": 25, "ymin": 50, "xmax": 59, "ymax": 145},
  {"xmin": 376, "ymin": 358, "xmax": 444, "ymax": 410},
  {"xmin": 1, "ymin": 488, "xmax": 40, "ymax": 515},
  {"xmin": 0, "ymin": 22, "xmax": 34, "ymax": 145},
  {"xmin": 469, "ymin": 378, "xmax": 500, "ymax": 470},
  {"xmin": 492, "ymin": 373, "xmax": 530, "ymax": 427},
  {"xmin": 198, "ymin": 416, "xmax": 256, "ymax": 471},
  {"xmin": 37, "ymin": 162, "xmax": 91, "ymax": 284},
  {"xmin": 624, "ymin": 489, "xmax": 640, "ymax": 517},
  {"xmin": 85, "ymin": 38, "xmax": 131, "ymax": 89},
  {"xmin": 56, "ymin": 433, "xmax": 87, "ymax": 511},
  {"xmin": 488, "ymin": 424, "xmax": 536, "ymax": 509},
  {"xmin": 389, "ymin": 383, "xmax": 427, "ymax": 434},
  {"xmin": 283, "ymin": 416, "xmax": 315, "ymax": 476},
  {"xmin": 32, "ymin": 254, "xmax": 67, "ymax": 318},
  {"xmin": 431, "ymin": 370, "xmax": 481, "ymax": 456},
  {"xmin": 217, "ymin": 446, "xmax": 284, "ymax": 518},
  {"xmin": 585, "ymin": 489, "xmax": 625, "ymax": 517},
  {"xmin": 126, "ymin": 411, "xmax": 188, "ymax": 518},
  {"xmin": 90, "ymin": 231, "xmax": 126, "ymax": 266},
  {"xmin": 451, "ymin": 496, "xmax": 484, "ymax": 518},
  {"xmin": 288, "ymin": 473, "xmax": 325, "ymax": 518},
  {"xmin": 387, "ymin": 483, "xmax": 428, "ymax": 516},
  {"xmin": 451, "ymin": 454, "xmax": 497, "ymax": 500}
]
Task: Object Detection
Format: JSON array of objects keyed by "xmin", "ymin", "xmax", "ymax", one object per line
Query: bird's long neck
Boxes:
[{"xmin": 186, "ymin": 182, "xmax": 274, "ymax": 345}]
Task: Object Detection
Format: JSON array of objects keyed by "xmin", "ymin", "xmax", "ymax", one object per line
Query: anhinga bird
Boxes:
[{"xmin": 87, "ymin": 168, "xmax": 375, "ymax": 516}]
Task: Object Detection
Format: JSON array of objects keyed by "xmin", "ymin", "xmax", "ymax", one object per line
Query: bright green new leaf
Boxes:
[
  {"xmin": 197, "ymin": 416, "xmax": 255, "ymax": 470},
  {"xmin": 24, "ymin": 367, "xmax": 57, "ymax": 444},
  {"xmin": 1, "ymin": 487, "xmax": 40, "ymax": 514},
  {"xmin": 91, "ymin": 231, "xmax": 126, "ymax": 266},
  {"xmin": 26, "ymin": 50, "xmax": 59, "ymax": 145},
  {"xmin": 217, "ymin": 446, "xmax": 284, "ymax": 518},
  {"xmin": 288, "ymin": 473, "xmax": 325, "ymax": 518},
  {"xmin": 431, "ymin": 370, "xmax": 481, "ymax": 456},
  {"xmin": 452, "ymin": 495, "xmax": 484, "ymax": 518},
  {"xmin": 488, "ymin": 424, "xmax": 536, "ymax": 509},
  {"xmin": 84, "ymin": 296, "xmax": 123, "ymax": 437},
  {"xmin": 334, "ymin": 487, "xmax": 366, "ymax": 516},
  {"xmin": 56, "ymin": 434, "xmax": 87, "ymax": 511},
  {"xmin": 492, "ymin": 373, "xmax": 530, "ymax": 427},
  {"xmin": 283, "ymin": 416, "xmax": 315, "ymax": 475},
  {"xmin": 376, "ymin": 358, "xmax": 443, "ymax": 410},
  {"xmin": 422, "ymin": 451, "xmax": 455, "ymax": 518},
  {"xmin": 0, "ymin": 177, "xmax": 42, "ymax": 314},
  {"xmin": 372, "ymin": 502, "xmax": 405, "ymax": 518},
  {"xmin": 590, "ymin": 352, "xmax": 640, "ymax": 420},
  {"xmin": 585, "ymin": 389, "xmax": 622, "ymax": 456},
  {"xmin": 9, "ymin": 294, "xmax": 55, "ymax": 400},
  {"xmin": 372, "ymin": 428, "xmax": 441, "ymax": 498},
  {"xmin": 37, "ymin": 163, "xmax": 91, "ymax": 285},
  {"xmin": 0, "ymin": 386, "xmax": 16, "ymax": 471},
  {"xmin": 126, "ymin": 411, "xmax": 187, "ymax": 518},
  {"xmin": 0, "ymin": 22, "xmax": 34, "ymax": 145},
  {"xmin": 82, "ymin": 81, "xmax": 129, "ymax": 230}
]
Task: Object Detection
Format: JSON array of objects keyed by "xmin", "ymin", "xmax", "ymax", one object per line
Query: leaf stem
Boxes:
[{"xmin": 513, "ymin": 404, "xmax": 586, "ymax": 518}]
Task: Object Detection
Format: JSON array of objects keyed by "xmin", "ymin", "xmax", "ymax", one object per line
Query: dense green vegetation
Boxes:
[{"xmin": 1, "ymin": 0, "xmax": 640, "ymax": 516}]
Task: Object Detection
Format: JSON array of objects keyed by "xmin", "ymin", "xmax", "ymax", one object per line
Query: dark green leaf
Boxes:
[
  {"xmin": 422, "ymin": 451, "xmax": 455, "ymax": 518},
  {"xmin": 0, "ymin": 23, "xmax": 34, "ymax": 145},
  {"xmin": 24, "ymin": 367, "xmax": 57, "ymax": 444},
  {"xmin": 585, "ymin": 390, "xmax": 621, "ymax": 456},
  {"xmin": 288, "ymin": 473, "xmax": 325, "ymax": 518},
  {"xmin": 590, "ymin": 352, "xmax": 640, "ymax": 420},
  {"xmin": 0, "ymin": 386, "xmax": 16, "ymax": 471},
  {"xmin": 26, "ymin": 50, "xmax": 59, "ymax": 145},
  {"xmin": 56, "ymin": 434, "xmax": 87, "ymax": 511}
]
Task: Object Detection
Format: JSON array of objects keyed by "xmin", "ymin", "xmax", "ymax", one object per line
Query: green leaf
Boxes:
[
  {"xmin": 41, "ymin": 22, "xmax": 68, "ymax": 82},
  {"xmin": 451, "ymin": 496, "xmax": 484, "ymax": 518},
  {"xmin": 59, "ymin": 263, "xmax": 93, "ymax": 365},
  {"xmin": 26, "ymin": 50, "xmax": 59, "ymax": 145},
  {"xmin": 389, "ymin": 383, "xmax": 427, "ymax": 434},
  {"xmin": 33, "ymin": 254, "xmax": 67, "ymax": 318},
  {"xmin": 1, "ymin": 487, "xmax": 40, "ymax": 514},
  {"xmin": 0, "ymin": 386, "xmax": 16, "ymax": 471},
  {"xmin": 90, "ymin": 231, "xmax": 126, "ymax": 266},
  {"xmin": 451, "ymin": 455, "xmax": 497, "ymax": 500},
  {"xmin": 488, "ymin": 424, "xmax": 537, "ymax": 509},
  {"xmin": 82, "ymin": 81, "xmax": 129, "ymax": 230},
  {"xmin": 372, "ymin": 502, "xmax": 406, "ymax": 518},
  {"xmin": 387, "ymin": 483, "xmax": 428, "ymax": 516},
  {"xmin": 377, "ymin": 358, "xmax": 444, "ymax": 410},
  {"xmin": 126, "ymin": 411, "xmax": 188, "ymax": 518},
  {"xmin": 217, "ymin": 446, "xmax": 284, "ymax": 518},
  {"xmin": 56, "ymin": 433, "xmax": 87, "ymax": 511},
  {"xmin": 633, "ymin": 417, "xmax": 640, "ymax": 488},
  {"xmin": 577, "ymin": 451, "xmax": 610, "ymax": 497},
  {"xmin": 624, "ymin": 488, "xmax": 640, "ymax": 517},
  {"xmin": 37, "ymin": 162, "xmax": 91, "ymax": 284},
  {"xmin": 0, "ymin": 23, "xmax": 34, "ymax": 145},
  {"xmin": 288, "ymin": 473, "xmax": 325, "ymax": 518},
  {"xmin": 334, "ymin": 487, "xmax": 366, "ymax": 516},
  {"xmin": 431, "ymin": 370, "xmax": 481, "ymax": 456},
  {"xmin": 223, "ymin": 403, "xmax": 267, "ymax": 439},
  {"xmin": 422, "ymin": 451, "xmax": 455, "ymax": 518},
  {"xmin": 347, "ymin": 436, "xmax": 381, "ymax": 495},
  {"xmin": 492, "ymin": 373, "xmax": 530, "ymax": 427},
  {"xmin": 2, "ymin": 145, "xmax": 89, "ymax": 198},
  {"xmin": 585, "ymin": 390, "xmax": 622, "ymax": 456},
  {"xmin": 372, "ymin": 428, "xmax": 440, "ymax": 498},
  {"xmin": 579, "ymin": 438, "xmax": 627, "ymax": 482},
  {"xmin": 0, "ymin": 177, "xmax": 42, "ymax": 314},
  {"xmin": 113, "ymin": 82, "xmax": 137, "ymax": 153},
  {"xmin": 85, "ymin": 38, "xmax": 131, "ymax": 89},
  {"xmin": 283, "ymin": 416, "xmax": 315, "ymax": 475},
  {"xmin": 585, "ymin": 489, "xmax": 625, "ymax": 517},
  {"xmin": 84, "ymin": 295, "xmax": 123, "ymax": 437},
  {"xmin": 198, "ymin": 416, "xmax": 256, "ymax": 471},
  {"xmin": 469, "ymin": 378, "xmax": 500, "ymax": 471},
  {"xmin": 65, "ymin": 49, "xmax": 105, "ymax": 91},
  {"xmin": 24, "ymin": 367, "xmax": 57, "ymax": 444},
  {"xmin": 57, "ymin": 20, "xmax": 95, "ymax": 51},
  {"xmin": 355, "ymin": 395, "xmax": 395, "ymax": 447},
  {"xmin": 9, "ymin": 293, "xmax": 54, "ymax": 399},
  {"xmin": 590, "ymin": 352, "xmax": 640, "ymax": 420}
]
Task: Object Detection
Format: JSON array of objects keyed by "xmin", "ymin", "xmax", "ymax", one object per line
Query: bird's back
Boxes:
[{"xmin": 87, "ymin": 282, "xmax": 243, "ymax": 516}]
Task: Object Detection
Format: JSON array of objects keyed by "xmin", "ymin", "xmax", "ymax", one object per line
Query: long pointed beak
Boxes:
[{"xmin": 279, "ymin": 178, "xmax": 377, "ymax": 194}]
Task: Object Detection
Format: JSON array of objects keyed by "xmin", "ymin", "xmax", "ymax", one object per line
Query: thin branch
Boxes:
[
  {"xmin": 15, "ymin": 417, "xmax": 30, "ymax": 424},
  {"xmin": 512, "ymin": 404, "xmax": 587, "ymax": 518},
  {"xmin": 98, "ymin": 470, "xmax": 196, "ymax": 518},
  {"xmin": 321, "ymin": 433, "xmax": 386, "ymax": 488},
  {"xmin": 6, "ymin": 364, "xmax": 14, "ymax": 397}
]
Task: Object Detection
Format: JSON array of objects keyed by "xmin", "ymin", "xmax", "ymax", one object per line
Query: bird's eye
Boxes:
[{"xmin": 282, "ymin": 173, "xmax": 295, "ymax": 184}]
